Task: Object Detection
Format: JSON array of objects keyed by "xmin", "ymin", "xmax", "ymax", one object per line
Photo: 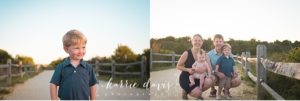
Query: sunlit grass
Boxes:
[{"xmin": 235, "ymin": 62, "xmax": 256, "ymax": 87}]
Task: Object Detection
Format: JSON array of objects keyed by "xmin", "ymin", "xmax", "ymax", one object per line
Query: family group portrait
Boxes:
[{"xmin": 0, "ymin": 0, "xmax": 300, "ymax": 100}]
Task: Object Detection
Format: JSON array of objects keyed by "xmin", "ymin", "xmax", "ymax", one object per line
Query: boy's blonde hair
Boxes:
[
  {"xmin": 221, "ymin": 43, "xmax": 232, "ymax": 51},
  {"xmin": 63, "ymin": 29, "xmax": 87, "ymax": 47},
  {"xmin": 213, "ymin": 34, "xmax": 224, "ymax": 41}
]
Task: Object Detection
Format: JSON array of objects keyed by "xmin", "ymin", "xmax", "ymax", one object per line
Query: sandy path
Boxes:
[
  {"xmin": 150, "ymin": 68, "xmax": 256, "ymax": 100},
  {"xmin": 5, "ymin": 70, "xmax": 149, "ymax": 100}
]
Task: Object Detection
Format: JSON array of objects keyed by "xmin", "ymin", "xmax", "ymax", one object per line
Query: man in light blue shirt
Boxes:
[
  {"xmin": 208, "ymin": 49, "xmax": 222, "ymax": 71},
  {"xmin": 207, "ymin": 34, "xmax": 241, "ymax": 98}
]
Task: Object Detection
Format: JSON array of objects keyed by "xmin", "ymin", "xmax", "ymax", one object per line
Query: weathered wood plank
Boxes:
[
  {"xmin": 97, "ymin": 69, "xmax": 112, "ymax": 73},
  {"xmin": 99, "ymin": 63, "xmax": 112, "ymax": 66},
  {"xmin": 114, "ymin": 72, "xmax": 140, "ymax": 75},
  {"xmin": 0, "ymin": 64, "xmax": 8, "ymax": 68},
  {"xmin": 115, "ymin": 62, "xmax": 140, "ymax": 66},
  {"xmin": 241, "ymin": 57, "xmax": 256, "ymax": 63},
  {"xmin": 152, "ymin": 53, "xmax": 181, "ymax": 57},
  {"xmin": 152, "ymin": 61, "xmax": 178, "ymax": 64},
  {"xmin": 261, "ymin": 58, "xmax": 300, "ymax": 80},
  {"xmin": 96, "ymin": 70, "xmax": 140, "ymax": 75},
  {"xmin": 247, "ymin": 71, "xmax": 257, "ymax": 83}
]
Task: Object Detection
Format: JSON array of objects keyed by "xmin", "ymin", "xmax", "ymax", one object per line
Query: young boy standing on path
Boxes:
[
  {"xmin": 215, "ymin": 43, "xmax": 237, "ymax": 100},
  {"xmin": 50, "ymin": 29, "xmax": 98, "ymax": 100}
]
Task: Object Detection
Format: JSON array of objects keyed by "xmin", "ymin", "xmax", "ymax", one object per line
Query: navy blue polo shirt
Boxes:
[
  {"xmin": 216, "ymin": 55, "xmax": 235, "ymax": 77},
  {"xmin": 50, "ymin": 57, "xmax": 98, "ymax": 100}
]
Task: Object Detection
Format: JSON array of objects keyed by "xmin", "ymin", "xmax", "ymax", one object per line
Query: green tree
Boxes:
[
  {"xmin": 249, "ymin": 38, "xmax": 258, "ymax": 54},
  {"xmin": 293, "ymin": 41, "xmax": 300, "ymax": 48},
  {"xmin": 112, "ymin": 45, "xmax": 138, "ymax": 63},
  {"xmin": 48, "ymin": 58, "xmax": 64, "ymax": 69},
  {"xmin": 0, "ymin": 49, "xmax": 13, "ymax": 64},
  {"xmin": 202, "ymin": 38, "xmax": 213, "ymax": 51},
  {"xmin": 288, "ymin": 47, "xmax": 300, "ymax": 62},
  {"xmin": 87, "ymin": 56, "xmax": 111, "ymax": 64},
  {"xmin": 15, "ymin": 55, "xmax": 35, "ymax": 65}
]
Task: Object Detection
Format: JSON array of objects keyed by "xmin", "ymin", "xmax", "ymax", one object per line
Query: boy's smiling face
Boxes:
[
  {"xmin": 64, "ymin": 42, "xmax": 86, "ymax": 61},
  {"xmin": 223, "ymin": 47, "xmax": 231, "ymax": 57}
]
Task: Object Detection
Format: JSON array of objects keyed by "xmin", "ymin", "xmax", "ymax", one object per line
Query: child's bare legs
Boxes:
[
  {"xmin": 199, "ymin": 73, "xmax": 205, "ymax": 91},
  {"xmin": 224, "ymin": 87, "xmax": 229, "ymax": 99},
  {"xmin": 217, "ymin": 80, "xmax": 224, "ymax": 100},
  {"xmin": 217, "ymin": 74, "xmax": 225, "ymax": 99},
  {"xmin": 224, "ymin": 77, "xmax": 232, "ymax": 99},
  {"xmin": 189, "ymin": 75, "xmax": 195, "ymax": 86}
]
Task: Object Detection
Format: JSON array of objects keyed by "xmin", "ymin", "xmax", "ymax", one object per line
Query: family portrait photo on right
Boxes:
[{"xmin": 150, "ymin": 0, "xmax": 300, "ymax": 100}]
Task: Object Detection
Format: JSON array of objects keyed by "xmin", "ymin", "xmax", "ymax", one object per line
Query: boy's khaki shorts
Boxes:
[{"xmin": 218, "ymin": 76, "xmax": 231, "ymax": 89}]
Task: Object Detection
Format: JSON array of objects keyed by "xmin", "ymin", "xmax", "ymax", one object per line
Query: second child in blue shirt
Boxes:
[{"xmin": 215, "ymin": 43, "xmax": 237, "ymax": 100}]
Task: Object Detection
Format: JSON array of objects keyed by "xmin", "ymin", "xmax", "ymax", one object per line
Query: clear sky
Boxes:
[
  {"xmin": 150, "ymin": 0, "xmax": 300, "ymax": 42},
  {"xmin": 0, "ymin": 0, "xmax": 149, "ymax": 64}
]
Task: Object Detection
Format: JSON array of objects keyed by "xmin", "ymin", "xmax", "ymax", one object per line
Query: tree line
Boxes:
[
  {"xmin": 0, "ymin": 49, "xmax": 35, "ymax": 65},
  {"xmin": 47, "ymin": 45, "xmax": 149, "ymax": 69}
]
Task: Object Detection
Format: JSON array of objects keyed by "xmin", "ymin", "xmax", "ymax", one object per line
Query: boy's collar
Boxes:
[
  {"xmin": 222, "ymin": 55, "xmax": 232, "ymax": 59},
  {"xmin": 62, "ymin": 57, "xmax": 87, "ymax": 68}
]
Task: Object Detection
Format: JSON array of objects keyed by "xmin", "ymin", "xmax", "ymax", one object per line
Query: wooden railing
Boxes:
[
  {"xmin": 235, "ymin": 44, "xmax": 300, "ymax": 100},
  {"xmin": 92, "ymin": 56, "xmax": 147, "ymax": 83},
  {"xmin": 150, "ymin": 51, "xmax": 181, "ymax": 68},
  {"xmin": 0, "ymin": 59, "xmax": 38, "ymax": 85}
]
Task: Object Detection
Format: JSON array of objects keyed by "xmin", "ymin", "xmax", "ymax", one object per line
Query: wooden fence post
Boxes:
[
  {"xmin": 241, "ymin": 52, "xmax": 246, "ymax": 70},
  {"xmin": 7, "ymin": 59, "xmax": 12, "ymax": 86},
  {"xmin": 150, "ymin": 49, "xmax": 153, "ymax": 69},
  {"xmin": 95, "ymin": 60, "xmax": 99, "ymax": 76},
  {"xmin": 171, "ymin": 52, "xmax": 175, "ymax": 68},
  {"xmin": 141, "ymin": 56, "xmax": 145, "ymax": 83},
  {"xmin": 245, "ymin": 52, "xmax": 251, "ymax": 72},
  {"xmin": 111, "ymin": 60, "xmax": 116, "ymax": 78},
  {"xmin": 24, "ymin": 65, "xmax": 27, "ymax": 73},
  {"xmin": 19, "ymin": 61, "xmax": 24, "ymax": 78},
  {"xmin": 256, "ymin": 45, "xmax": 267, "ymax": 99}
]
